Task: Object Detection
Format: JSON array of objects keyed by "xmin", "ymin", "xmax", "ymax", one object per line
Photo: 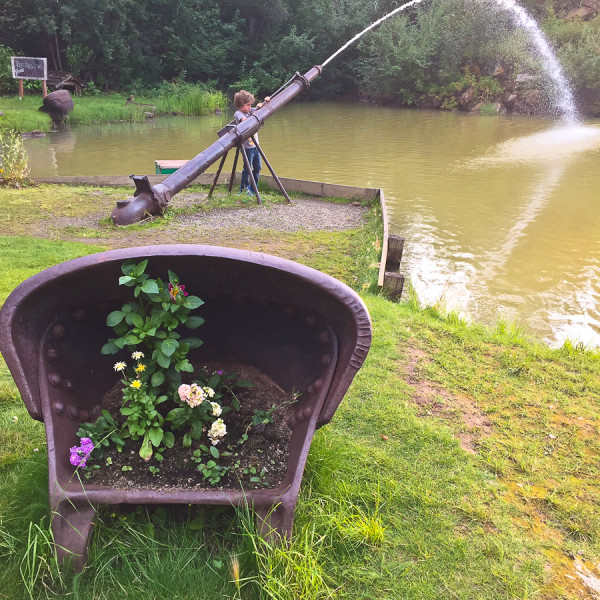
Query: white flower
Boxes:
[
  {"xmin": 131, "ymin": 351, "xmax": 145, "ymax": 360},
  {"xmin": 208, "ymin": 418, "xmax": 227, "ymax": 445},
  {"xmin": 113, "ymin": 361, "xmax": 127, "ymax": 372},
  {"xmin": 210, "ymin": 402, "xmax": 222, "ymax": 417},
  {"xmin": 203, "ymin": 386, "xmax": 215, "ymax": 398}
]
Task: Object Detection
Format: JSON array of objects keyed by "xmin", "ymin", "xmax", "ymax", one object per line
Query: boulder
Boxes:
[
  {"xmin": 493, "ymin": 63, "xmax": 506, "ymax": 78},
  {"xmin": 458, "ymin": 86, "xmax": 476, "ymax": 108},
  {"xmin": 516, "ymin": 73, "xmax": 537, "ymax": 84},
  {"xmin": 565, "ymin": 6, "xmax": 596, "ymax": 20},
  {"xmin": 504, "ymin": 93, "xmax": 518, "ymax": 110},
  {"xmin": 39, "ymin": 90, "xmax": 74, "ymax": 122}
]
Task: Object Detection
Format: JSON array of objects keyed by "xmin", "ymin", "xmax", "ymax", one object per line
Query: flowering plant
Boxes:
[{"xmin": 74, "ymin": 260, "xmax": 250, "ymax": 481}]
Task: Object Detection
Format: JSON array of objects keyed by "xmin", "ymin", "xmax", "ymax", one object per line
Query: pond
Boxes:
[{"xmin": 24, "ymin": 101, "xmax": 600, "ymax": 348}]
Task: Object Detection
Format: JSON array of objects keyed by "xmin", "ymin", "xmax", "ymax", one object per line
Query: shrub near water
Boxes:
[
  {"xmin": 0, "ymin": 130, "xmax": 30, "ymax": 186},
  {"xmin": 151, "ymin": 83, "xmax": 226, "ymax": 116}
]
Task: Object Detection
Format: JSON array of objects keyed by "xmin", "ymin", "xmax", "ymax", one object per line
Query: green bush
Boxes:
[{"xmin": 0, "ymin": 129, "xmax": 29, "ymax": 186}]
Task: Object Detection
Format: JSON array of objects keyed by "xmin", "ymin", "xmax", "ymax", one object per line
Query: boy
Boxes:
[{"xmin": 233, "ymin": 90, "xmax": 270, "ymax": 195}]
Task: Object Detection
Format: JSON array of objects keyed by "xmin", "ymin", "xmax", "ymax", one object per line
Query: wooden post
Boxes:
[
  {"xmin": 383, "ymin": 272, "xmax": 405, "ymax": 301},
  {"xmin": 42, "ymin": 80, "xmax": 47, "ymax": 98},
  {"xmin": 18, "ymin": 78, "xmax": 23, "ymax": 100},
  {"xmin": 385, "ymin": 235, "xmax": 405, "ymax": 271},
  {"xmin": 382, "ymin": 234, "xmax": 406, "ymax": 301}
]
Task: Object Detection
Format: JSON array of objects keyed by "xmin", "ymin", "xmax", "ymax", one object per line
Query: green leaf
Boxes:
[
  {"xmin": 183, "ymin": 295, "xmax": 204, "ymax": 309},
  {"xmin": 160, "ymin": 338, "xmax": 179, "ymax": 357},
  {"xmin": 183, "ymin": 432, "xmax": 192, "ymax": 447},
  {"xmin": 127, "ymin": 313, "xmax": 144, "ymax": 328},
  {"xmin": 186, "ymin": 316, "xmax": 205, "ymax": 329},
  {"xmin": 141, "ymin": 280, "xmax": 159, "ymax": 295},
  {"xmin": 132, "ymin": 259, "xmax": 148, "ymax": 277},
  {"xmin": 101, "ymin": 341, "xmax": 119, "ymax": 355},
  {"xmin": 123, "ymin": 334, "xmax": 141, "ymax": 346},
  {"xmin": 162, "ymin": 431, "xmax": 175, "ymax": 448},
  {"xmin": 181, "ymin": 337, "xmax": 203, "ymax": 349},
  {"xmin": 175, "ymin": 359, "xmax": 194, "ymax": 373},
  {"xmin": 209, "ymin": 446, "xmax": 219, "ymax": 459},
  {"xmin": 148, "ymin": 427, "xmax": 163, "ymax": 447},
  {"xmin": 119, "ymin": 275, "xmax": 135, "ymax": 286},
  {"xmin": 121, "ymin": 261, "xmax": 136, "ymax": 276},
  {"xmin": 168, "ymin": 270, "xmax": 179, "ymax": 286},
  {"xmin": 151, "ymin": 371, "xmax": 165, "ymax": 387},
  {"xmin": 106, "ymin": 311, "xmax": 125, "ymax": 327},
  {"xmin": 139, "ymin": 436, "xmax": 153, "ymax": 460}
]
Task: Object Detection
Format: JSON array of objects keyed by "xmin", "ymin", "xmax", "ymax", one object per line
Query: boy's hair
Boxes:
[{"xmin": 234, "ymin": 90, "xmax": 254, "ymax": 109}]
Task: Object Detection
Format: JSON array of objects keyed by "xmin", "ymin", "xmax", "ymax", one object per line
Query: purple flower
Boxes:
[
  {"xmin": 69, "ymin": 438, "xmax": 95, "ymax": 468},
  {"xmin": 216, "ymin": 370, "xmax": 223, "ymax": 375}
]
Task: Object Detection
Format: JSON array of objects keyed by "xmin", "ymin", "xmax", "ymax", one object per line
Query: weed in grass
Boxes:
[{"xmin": 20, "ymin": 520, "xmax": 64, "ymax": 600}]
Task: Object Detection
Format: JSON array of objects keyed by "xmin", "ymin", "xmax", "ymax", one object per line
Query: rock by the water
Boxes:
[{"xmin": 39, "ymin": 90, "xmax": 74, "ymax": 122}]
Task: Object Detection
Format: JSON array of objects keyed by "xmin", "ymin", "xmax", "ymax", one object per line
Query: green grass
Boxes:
[
  {"xmin": 0, "ymin": 89, "xmax": 227, "ymax": 132},
  {"xmin": 1, "ymin": 186, "xmax": 600, "ymax": 598},
  {"xmin": 0, "ymin": 97, "xmax": 52, "ymax": 132}
]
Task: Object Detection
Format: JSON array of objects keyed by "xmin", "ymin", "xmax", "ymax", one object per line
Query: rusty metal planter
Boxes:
[{"xmin": 0, "ymin": 245, "xmax": 371, "ymax": 570}]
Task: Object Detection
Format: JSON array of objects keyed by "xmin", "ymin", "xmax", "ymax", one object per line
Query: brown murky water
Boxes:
[{"xmin": 24, "ymin": 102, "xmax": 600, "ymax": 348}]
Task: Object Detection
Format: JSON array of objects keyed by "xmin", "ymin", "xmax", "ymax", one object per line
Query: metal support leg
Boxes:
[
  {"xmin": 51, "ymin": 498, "xmax": 97, "ymax": 572},
  {"xmin": 228, "ymin": 147, "xmax": 240, "ymax": 193},
  {"xmin": 251, "ymin": 136, "xmax": 291, "ymax": 203},
  {"xmin": 208, "ymin": 152, "xmax": 228, "ymax": 198}
]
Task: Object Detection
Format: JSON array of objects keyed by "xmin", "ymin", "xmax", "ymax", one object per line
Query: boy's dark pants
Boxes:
[{"xmin": 241, "ymin": 147, "xmax": 261, "ymax": 191}]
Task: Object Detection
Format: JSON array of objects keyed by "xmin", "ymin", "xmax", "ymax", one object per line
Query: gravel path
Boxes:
[{"xmin": 177, "ymin": 197, "xmax": 367, "ymax": 232}]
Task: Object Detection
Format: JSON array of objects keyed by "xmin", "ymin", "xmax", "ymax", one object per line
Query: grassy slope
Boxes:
[{"xmin": 0, "ymin": 184, "xmax": 599, "ymax": 599}]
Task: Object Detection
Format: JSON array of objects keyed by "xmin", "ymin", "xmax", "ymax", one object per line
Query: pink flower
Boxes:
[
  {"xmin": 168, "ymin": 283, "xmax": 188, "ymax": 301},
  {"xmin": 178, "ymin": 384, "xmax": 192, "ymax": 403}
]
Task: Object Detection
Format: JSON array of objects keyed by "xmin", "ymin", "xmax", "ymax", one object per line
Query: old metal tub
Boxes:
[{"xmin": 0, "ymin": 245, "xmax": 371, "ymax": 569}]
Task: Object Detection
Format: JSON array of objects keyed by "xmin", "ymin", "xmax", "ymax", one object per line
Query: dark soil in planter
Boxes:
[{"xmin": 83, "ymin": 364, "xmax": 297, "ymax": 491}]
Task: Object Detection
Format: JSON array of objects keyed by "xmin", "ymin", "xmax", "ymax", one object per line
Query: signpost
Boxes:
[{"xmin": 11, "ymin": 57, "xmax": 48, "ymax": 100}]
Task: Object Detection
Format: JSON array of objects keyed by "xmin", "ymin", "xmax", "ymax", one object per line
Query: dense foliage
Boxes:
[{"xmin": 0, "ymin": 0, "xmax": 598, "ymax": 107}]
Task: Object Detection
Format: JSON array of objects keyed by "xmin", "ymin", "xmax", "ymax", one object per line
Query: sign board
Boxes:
[{"xmin": 11, "ymin": 57, "xmax": 47, "ymax": 80}]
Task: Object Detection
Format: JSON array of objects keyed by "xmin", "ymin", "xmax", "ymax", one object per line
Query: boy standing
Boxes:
[{"xmin": 233, "ymin": 90, "xmax": 270, "ymax": 195}]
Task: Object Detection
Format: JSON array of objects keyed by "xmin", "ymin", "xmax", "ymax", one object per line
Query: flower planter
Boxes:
[{"xmin": 0, "ymin": 245, "xmax": 371, "ymax": 570}]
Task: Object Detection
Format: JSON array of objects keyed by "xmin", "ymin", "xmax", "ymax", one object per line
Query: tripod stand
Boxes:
[{"xmin": 207, "ymin": 123, "xmax": 291, "ymax": 205}]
